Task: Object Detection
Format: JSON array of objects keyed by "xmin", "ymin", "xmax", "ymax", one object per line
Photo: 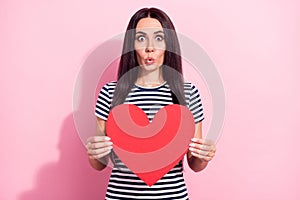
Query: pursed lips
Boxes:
[{"xmin": 145, "ymin": 57, "xmax": 155, "ymax": 65}]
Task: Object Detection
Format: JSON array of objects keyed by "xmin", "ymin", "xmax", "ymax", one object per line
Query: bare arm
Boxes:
[
  {"xmin": 86, "ymin": 118, "xmax": 113, "ymax": 171},
  {"xmin": 187, "ymin": 122, "xmax": 216, "ymax": 172}
]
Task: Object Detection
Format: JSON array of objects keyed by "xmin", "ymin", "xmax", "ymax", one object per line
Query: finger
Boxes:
[
  {"xmin": 87, "ymin": 136, "xmax": 111, "ymax": 143},
  {"xmin": 86, "ymin": 141, "xmax": 113, "ymax": 150},
  {"xmin": 212, "ymin": 146, "xmax": 216, "ymax": 153},
  {"xmin": 189, "ymin": 147, "xmax": 215, "ymax": 157},
  {"xmin": 190, "ymin": 139, "xmax": 216, "ymax": 153},
  {"xmin": 190, "ymin": 152, "xmax": 212, "ymax": 162},
  {"xmin": 89, "ymin": 150, "xmax": 111, "ymax": 160},
  {"xmin": 189, "ymin": 147, "xmax": 207, "ymax": 156},
  {"xmin": 201, "ymin": 138, "xmax": 215, "ymax": 145},
  {"xmin": 199, "ymin": 144, "xmax": 215, "ymax": 151},
  {"xmin": 191, "ymin": 138, "xmax": 215, "ymax": 145},
  {"xmin": 189, "ymin": 142, "xmax": 215, "ymax": 151},
  {"xmin": 87, "ymin": 146, "xmax": 113, "ymax": 155},
  {"xmin": 191, "ymin": 138, "xmax": 201, "ymax": 144}
]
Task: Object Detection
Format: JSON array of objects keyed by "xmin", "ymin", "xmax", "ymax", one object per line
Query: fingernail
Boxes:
[
  {"xmin": 108, "ymin": 142, "xmax": 113, "ymax": 145},
  {"xmin": 104, "ymin": 137, "xmax": 111, "ymax": 141},
  {"xmin": 191, "ymin": 138, "xmax": 197, "ymax": 142},
  {"xmin": 191, "ymin": 152, "xmax": 197, "ymax": 157},
  {"xmin": 189, "ymin": 143, "xmax": 195, "ymax": 147}
]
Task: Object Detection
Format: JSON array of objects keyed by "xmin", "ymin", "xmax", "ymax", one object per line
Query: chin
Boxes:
[{"xmin": 139, "ymin": 64, "xmax": 161, "ymax": 72}]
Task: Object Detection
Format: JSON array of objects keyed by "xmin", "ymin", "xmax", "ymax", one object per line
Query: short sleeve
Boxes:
[
  {"xmin": 95, "ymin": 83, "xmax": 113, "ymax": 121},
  {"xmin": 188, "ymin": 83, "xmax": 204, "ymax": 123}
]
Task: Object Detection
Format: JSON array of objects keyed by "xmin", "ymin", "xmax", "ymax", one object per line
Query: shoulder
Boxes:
[
  {"xmin": 97, "ymin": 81, "xmax": 117, "ymax": 99},
  {"xmin": 103, "ymin": 81, "xmax": 117, "ymax": 88},
  {"xmin": 101, "ymin": 81, "xmax": 117, "ymax": 92},
  {"xmin": 183, "ymin": 81, "xmax": 197, "ymax": 92}
]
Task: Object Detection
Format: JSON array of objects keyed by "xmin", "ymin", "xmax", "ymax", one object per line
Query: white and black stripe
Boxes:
[{"xmin": 95, "ymin": 81, "xmax": 204, "ymax": 200}]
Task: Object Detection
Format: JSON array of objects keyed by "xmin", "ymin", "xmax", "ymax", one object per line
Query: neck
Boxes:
[{"xmin": 136, "ymin": 68, "xmax": 164, "ymax": 87}]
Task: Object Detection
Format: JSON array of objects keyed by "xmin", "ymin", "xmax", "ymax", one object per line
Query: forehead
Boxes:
[{"xmin": 136, "ymin": 18, "xmax": 163, "ymax": 32}]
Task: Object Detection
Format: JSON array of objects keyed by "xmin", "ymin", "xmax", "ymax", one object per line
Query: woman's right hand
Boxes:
[{"xmin": 86, "ymin": 136, "xmax": 113, "ymax": 160}]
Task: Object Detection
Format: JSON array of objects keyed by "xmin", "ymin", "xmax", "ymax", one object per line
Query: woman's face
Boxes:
[{"xmin": 134, "ymin": 17, "xmax": 166, "ymax": 72}]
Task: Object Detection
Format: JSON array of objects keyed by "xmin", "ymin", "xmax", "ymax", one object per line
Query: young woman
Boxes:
[{"xmin": 86, "ymin": 7, "xmax": 216, "ymax": 200}]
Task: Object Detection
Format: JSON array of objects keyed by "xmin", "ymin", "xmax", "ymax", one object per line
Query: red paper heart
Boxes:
[{"xmin": 106, "ymin": 104, "xmax": 195, "ymax": 186}]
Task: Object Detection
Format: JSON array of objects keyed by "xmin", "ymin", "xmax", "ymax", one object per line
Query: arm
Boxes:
[
  {"xmin": 187, "ymin": 122, "xmax": 216, "ymax": 172},
  {"xmin": 86, "ymin": 117, "xmax": 113, "ymax": 171}
]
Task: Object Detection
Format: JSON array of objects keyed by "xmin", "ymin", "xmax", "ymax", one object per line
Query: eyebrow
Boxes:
[
  {"xmin": 154, "ymin": 30, "xmax": 164, "ymax": 34},
  {"xmin": 135, "ymin": 30, "xmax": 164, "ymax": 35}
]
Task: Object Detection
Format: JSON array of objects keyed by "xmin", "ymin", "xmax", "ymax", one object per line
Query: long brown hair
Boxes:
[{"xmin": 111, "ymin": 7, "xmax": 186, "ymax": 107}]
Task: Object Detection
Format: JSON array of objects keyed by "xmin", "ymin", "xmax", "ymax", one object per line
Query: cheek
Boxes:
[
  {"xmin": 135, "ymin": 50, "xmax": 142, "ymax": 58},
  {"xmin": 136, "ymin": 48, "xmax": 146, "ymax": 55},
  {"xmin": 135, "ymin": 50, "xmax": 145, "ymax": 64},
  {"xmin": 157, "ymin": 50, "xmax": 165, "ymax": 61}
]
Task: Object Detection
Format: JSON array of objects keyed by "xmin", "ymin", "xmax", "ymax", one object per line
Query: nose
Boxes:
[
  {"xmin": 145, "ymin": 39, "xmax": 155, "ymax": 53},
  {"xmin": 145, "ymin": 46, "xmax": 154, "ymax": 53}
]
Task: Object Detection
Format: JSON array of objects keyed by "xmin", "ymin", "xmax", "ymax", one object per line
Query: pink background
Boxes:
[{"xmin": 1, "ymin": 0, "xmax": 299, "ymax": 199}]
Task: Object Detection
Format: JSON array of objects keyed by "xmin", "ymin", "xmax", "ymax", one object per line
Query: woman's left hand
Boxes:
[{"xmin": 189, "ymin": 138, "xmax": 216, "ymax": 162}]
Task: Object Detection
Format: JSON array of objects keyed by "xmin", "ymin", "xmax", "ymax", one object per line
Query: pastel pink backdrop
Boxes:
[{"xmin": 1, "ymin": 1, "xmax": 299, "ymax": 200}]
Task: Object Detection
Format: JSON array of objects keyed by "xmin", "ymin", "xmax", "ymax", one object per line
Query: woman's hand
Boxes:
[
  {"xmin": 189, "ymin": 138, "xmax": 216, "ymax": 162},
  {"xmin": 86, "ymin": 136, "xmax": 113, "ymax": 160}
]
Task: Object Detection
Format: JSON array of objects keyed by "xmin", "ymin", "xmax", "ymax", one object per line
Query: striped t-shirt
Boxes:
[{"xmin": 95, "ymin": 81, "xmax": 204, "ymax": 200}]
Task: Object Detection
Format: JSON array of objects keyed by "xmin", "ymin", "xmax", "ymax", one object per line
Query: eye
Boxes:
[
  {"xmin": 136, "ymin": 35, "xmax": 146, "ymax": 42},
  {"xmin": 155, "ymin": 35, "xmax": 164, "ymax": 41}
]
